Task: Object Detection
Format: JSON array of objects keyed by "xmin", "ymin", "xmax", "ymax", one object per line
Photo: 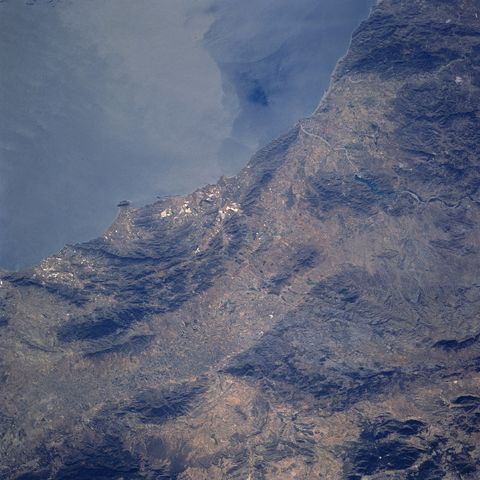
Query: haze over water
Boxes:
[{"xmin": 0, "ymin": 0, "xmax": 373, "ymax": 270}]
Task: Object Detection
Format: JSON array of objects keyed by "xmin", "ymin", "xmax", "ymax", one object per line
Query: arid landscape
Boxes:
[{"xmin": 1, "ymin": 0, "xmax": 480, "ymax": 478}]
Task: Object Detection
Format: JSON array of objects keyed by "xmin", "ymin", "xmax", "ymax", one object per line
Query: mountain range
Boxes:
[{"xmin": 1, "ymin": 0, "xmax": 480, "ymax": 478}]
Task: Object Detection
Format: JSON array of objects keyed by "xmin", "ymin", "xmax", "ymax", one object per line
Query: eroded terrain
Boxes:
[{"xmin": 1, "ymin": 0, "xmax": 480, "ymax": 478}]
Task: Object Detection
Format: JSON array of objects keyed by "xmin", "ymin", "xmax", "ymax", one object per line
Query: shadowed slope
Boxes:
[{"xmin": 1, "ymin": 0, "xmax": 480, "ymax": 478}]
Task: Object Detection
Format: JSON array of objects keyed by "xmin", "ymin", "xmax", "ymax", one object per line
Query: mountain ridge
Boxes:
[{"xmin": 2, "ymin": 0, "xmax": 480, "ymax": 478}]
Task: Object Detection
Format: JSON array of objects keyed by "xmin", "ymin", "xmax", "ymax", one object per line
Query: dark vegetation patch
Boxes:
[
  {"xmin": 19, "ymin": 435, "xmax": 187, "ymax": 480},
  {"xmin": 360, "ymin": 418, "xmax": 426, "ymax": 442},
  {"xmin": 395, "ymin": 81, "xmax": 475, "ymax": 124},
  {"xmin": 453, "ymin": 395, "xmax": 480, "ymax": 407},
  {"xmin": 392, "ymin": 78, "xmax": 480, "ymax": 202},
  {"xmin": 445, "ymin": 447, "xmax": 478, "ymax": 476},
  {"xmin": 226, "ymin": 304, "xmax": 403, "ymax": 410},
  {"xmin": 344, "ymin": 12, "xmax": 462, "ymax": 79},
  {"xmin": 57, "ymin": 238, "xmax": 227, "ymax": 343},
  {"xmin": 304, "ymin": 171, "xmax": 400, "ymax": 217},
  {"xmin": 126, "ymin": 382, "xmax": 207, "ymax": 424},
  {"xmin": 429, "ymin": 207, "xmax": 476, "ymax": 254},
  {"xmin": 5, "ymin": 270, "xmax": 93, "ymax": 308},
  {"xmin": 450, "ymin": 395, "xmax": 480, "ymax": 435},
  {"xmin": 433, "ymin": 333, "xmax": 480, "ymax": 351},
  {"xmin": 286, "ymin": 187, "xmax": 295, "ymax": 208},
  {"xmin": 241, "ymin": 171, "xmax": 273, "ymax": 216},
  {"xmin": 43, "ymin": 437, "xmax": 142, "ymax": 480},
  {"xmin": 310, "ymin": 272, "xmax": 362, "ymax": 307},
  {"xmin": 16, "ymin": 472, "xmax": 52, "ymax": 480},
  {"xmin": 225, "ymin": 268, "xmax": 415, "ymax": 411},
  {"xmin": 222, "ymin": 215, "xmax": 249, "ymax": 256},
  {"xmin": 44, "ymin": 284, "xmax": 90, "ymax": 307},
  {"xmin": 112, "ymin": 219, "xmax": 197, "ymax": 264},
  {"xmin": 57, "ymin": 305, "xmax": 150, "ymax": 342},
  {"xmin": 262, "ymin": 245, "xmax": 319, "ymax": 294},
  {"xmin": 346, "ymin": 440, "xmax": 424, "ymax": 476},
  {"xmin": 85, "ymin": 335, "xmax": 154, "ymax": 359},
  {"xmin": 3, "ymin": 270, "xmax": 37, "ymax": 287},
  {"xmin": 344, "ymin": 417, "xmax": 444, "ymax": 479},
  {"xmin": 241, "ymin": 129, "xmax": 298, "ymax": 215},
  {"xmin": 346, "ymin": 426, "xmax": 479, "ymax": 479}
]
